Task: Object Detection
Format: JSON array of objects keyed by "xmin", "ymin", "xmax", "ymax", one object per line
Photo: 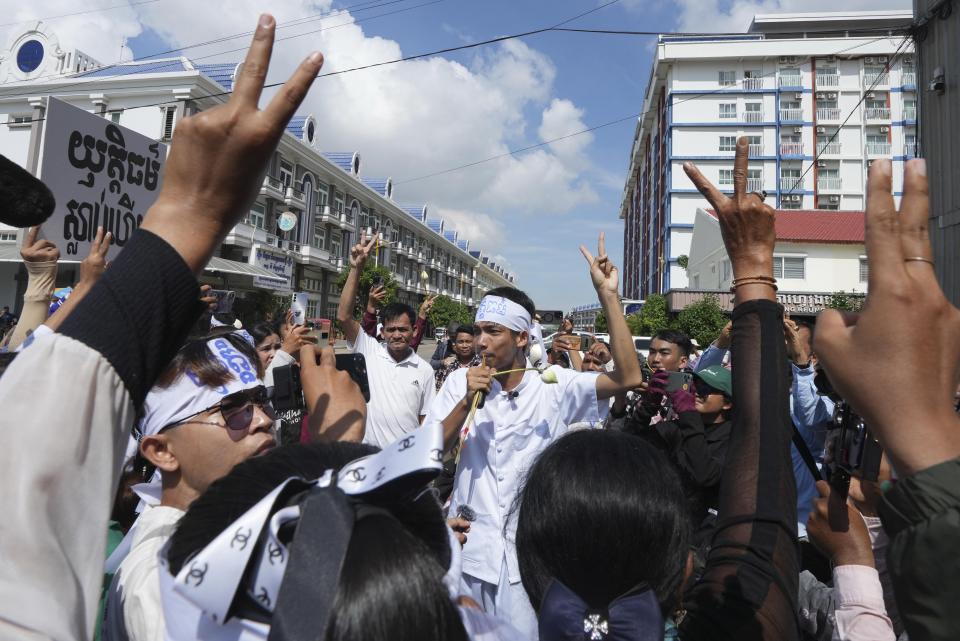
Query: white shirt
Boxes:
[
  {"xmin": 104, "ymin": 505, "xmax": 185, "ymax": 641},
  {"xmin": 348, "ymin": 330, "xmax": 436, "ymax": 449},
  {"xmin": 424, "ymin": 365, "xmax": 605, "ymax": 585}
]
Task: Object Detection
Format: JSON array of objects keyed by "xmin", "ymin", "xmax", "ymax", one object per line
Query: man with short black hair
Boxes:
[
  {"xmin": 648, "ymin": 328, "xmax": 694, "ymax": 372},
  {"xmin": 338, "ymin": 232, "xmax": 435, "ymax": 448}
]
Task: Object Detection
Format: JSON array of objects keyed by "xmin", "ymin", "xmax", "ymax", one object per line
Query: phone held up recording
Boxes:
[{"xmin": 272, "ymin": 354, "xmax": 371, "ymax": 412}]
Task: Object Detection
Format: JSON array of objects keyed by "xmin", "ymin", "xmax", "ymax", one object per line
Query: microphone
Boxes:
[
  {"xmin": 0, "ymin": 155, "xmax": 55, "ymax": 228},
  {"xmin": 507, "ymin": 390, "xmax": 519, "ymax": 399}
]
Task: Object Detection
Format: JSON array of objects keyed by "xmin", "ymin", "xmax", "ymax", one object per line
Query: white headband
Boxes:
[
  {"xmin": 475, "ymin": 295, "xmax": 531, "ymax": 333},
  {"xmin": 159, "ymin": 423, "xmax": 445, "ymax": 637}
]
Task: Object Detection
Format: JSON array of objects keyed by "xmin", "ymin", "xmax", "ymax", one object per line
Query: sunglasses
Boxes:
[
  {"xmin": 161, "ymin": 386, "xmax": 278, "ymax": 433},
  {"xmin": 693, "ymin": 380, "xmax": 724, "ymax": 398}
]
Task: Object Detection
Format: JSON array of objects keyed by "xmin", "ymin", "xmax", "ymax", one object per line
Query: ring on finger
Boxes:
[
  {"xmin": 749, "ymin": 190, "xmax": 767, "ymax": 202},
  {"xmin": 904, "ymin": 256, "xmax": 935, "ymax": 267}
]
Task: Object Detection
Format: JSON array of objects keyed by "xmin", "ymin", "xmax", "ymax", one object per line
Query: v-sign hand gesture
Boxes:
[
  {"xmin": 580, "ymin": 232, "xmax": 618, "ymax": 299},
  {"xmin": 350, "ymin": 230, "xmax": 380, "ymax": 268}
]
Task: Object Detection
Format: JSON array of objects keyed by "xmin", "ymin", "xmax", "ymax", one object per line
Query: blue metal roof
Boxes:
[
  {"xmin": 426, "ymin": 218, "xmax": 444, "ymax": 234},
  {"xmin": 286, "ymin": 116, "xmax": 307, "ymax": 140},
  {"xmin": 362, "ymin": 178, "xmax": 391, "ymax": 198},
  {"xmin": 443, "ymin": 230, "xmax": 458, "ymax": 243},
  {"xmin": 195, "ymin": 63, "xmax": 236, "ymax": 91},
  {"xmin": 400, "ymin": 204, "xmax": 427, "ymax": 221},
  {"xmin": 77, "ymin": 58, "xmax": 191, "ymax": 77},
  {"xmin": 469, "ymin": 250, "xmax": 481, "ymax": 259},
  {"xmin": 456, "ymin": 239, "xmax": 470, "ymax": 251},
  {"xmin": 323, "ymin": 152, "xmax": 358, "ymax": 174}
]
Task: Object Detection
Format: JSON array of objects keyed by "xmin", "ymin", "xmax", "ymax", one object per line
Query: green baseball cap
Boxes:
[{"xmin": 694, "ymin": 365, "xmax": 733, "ymax": 399}]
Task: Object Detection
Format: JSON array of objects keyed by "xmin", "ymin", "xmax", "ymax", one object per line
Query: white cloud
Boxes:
[
  {"xmin": 538, "ymin": 98, "xmax": 593, "ymax": 168},
  {"xmin": 432, "ymin": 206, "xmax": 505, "ymax": 249}
]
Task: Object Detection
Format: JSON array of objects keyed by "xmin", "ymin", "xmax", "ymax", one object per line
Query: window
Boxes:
[
  {"xmin": 313, "ymin": 225, "xmax": 325, "ymax": 250},
  {"xmin": 719, "ymin": 169, "xmax": 733, "ymax": 185},
  {"xmin": 719, "ymin": 135, "xmax": 737, "ymax": 151},
  {"xmin": 747, "ymin": 135, "xmax": 761, "ymax": 146},
  {"xmin": 247, "ymin": 203, "xmax": 266, "ymax": 229},
  {"xmin": 744, "ymin": 102, "xmax": 762, "ymax": 114},
  {"xmin": 866, "ymin": 133, "xmax": 887, "ymax": 145},
  {"xmin": 859, "ymin": 258, "xmax": 868, "ymax": 282},
  {"xmin": 780, "ymin": 197, "xmax": 801, "ymax": 210},
  {"xmin": 334, "ymin": 193, "xmax": 345, "ymax": 215},
  {"xmin": 721, "ymin": 260, "xmax": 731, "ymax": 282},
  {"xmin": 330, "ymin": 231, "xmax": 342, "ymax": 258},
  {"xmin": 161, "ymin": 107, "xmax": 176, "ymax": 141},
  {"xmin": 278, "ymin": 163, "xmax": 293, "ymax": 188},
  {"xmin": 306, "ymin": 300, "xmax": 319, "ymax": 319},
  {"xmin": 780, "ymin": 167, "xmax": 801, "ymax": 183},
  {"xmin": 7, "ymin": 113, "xmax": 32, "ymax": 128},
  {"xmin": 107, "ymin": 110, "xmax": 122, "ymax": 123},
  {"xmin": 719, "ymin": 70, "xmax": 736, "ymax": 86},
  {"xmin": 818, "ymin": 199, "xmax": 840, "ymax": 211},
  {"xmin": 0, "ymin": 232, "xmax": 17, "ymax": 242},
  {"xmin": 819, "ymin": 167, "xmax": 839, "ymax": 178},
  {"xmin": 718, "ymin": 103, "xmax": 736, "ymax": 119},
  {"xmin": 316, "ymin": 182, "xmax": 329, "ymax": 209},
  {"xmin": 773, "ymin": 256, "xmax": 805, "ymax": 279},
  {"xmin": 781, "ymin": 100, "xmax": 801, "ymax": 112}
]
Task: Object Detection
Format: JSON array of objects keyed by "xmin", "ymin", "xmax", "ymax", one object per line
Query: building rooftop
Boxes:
[
  {"xmin": 705, "ymin": 209, "xmax": 865, "ymax": 244},
  {"xmin": 750, "ymin": 10, "xmax": 914, "ymax": 33}
]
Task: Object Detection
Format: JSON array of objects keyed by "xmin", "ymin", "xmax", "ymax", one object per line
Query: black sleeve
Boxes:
[
  {"xmin": 673, "ymin": 410, "xmax": 724, "ymax": 488},
  {"xmin": 59, "ymin": 229, "xmax": 202, "ymax": 407},
  {"xmin": 680, "ymin": 299, "xmax": 799, "ymax": 641}
]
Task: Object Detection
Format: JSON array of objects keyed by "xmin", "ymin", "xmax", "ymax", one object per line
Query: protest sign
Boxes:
[{"xmin": 38, "ymin": 98, "xmax": 166, "ymax": 260}]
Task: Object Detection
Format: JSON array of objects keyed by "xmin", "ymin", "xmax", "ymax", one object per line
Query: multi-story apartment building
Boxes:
[
  {"xmin": 0, "ymin": 23, "xmax": 515, "ymax": 317},
  {"xmin": 619, "ymin": 10, "xmax": 916, "ymax": 299}
]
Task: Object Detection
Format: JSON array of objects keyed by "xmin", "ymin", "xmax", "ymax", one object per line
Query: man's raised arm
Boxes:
[{"xmin": 336, "ymin": 231, "xmax": 378, "ymax": 344}]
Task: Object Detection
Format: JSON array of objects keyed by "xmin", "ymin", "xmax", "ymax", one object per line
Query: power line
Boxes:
[
  {"xmin": 0, "ymin": 0, "xmax": 420, "ymax": 90},
  {"xmin": 0, "ymin": 0, "xmax": 163, "ymax": 28},
  {"xmin": 782, "ymin": 35, "xmax": 913, "ymax": 197},
  {"xmin": 395, "ymin": 33, "xmax": 899, "ymax": 185}
]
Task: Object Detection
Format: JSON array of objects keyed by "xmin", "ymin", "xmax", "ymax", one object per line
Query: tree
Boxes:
[
  {"xmin": 427, "ymin": 295, "xmax": 473, "ymax": 332},
  {"xmin": 673, "ymin": 294, "xmax": 728, "ymax": 347},
  {"xmin": 626, "ymin": 293, "xmax": 670, "ymax": 336},
  {"xmin": 593, "ymin": 310, "xmax": 607, "ymax": 333},
  {"xmin": 826, "ymin": 291, "xmax": 865, "ymax": 313},
  {"xmin": 677, "ymin": 254, "xmax": 689, "ymax": 269},
  {"xmin": 336, "ymin": 262, "xmax": 398, "ymax": 317}
]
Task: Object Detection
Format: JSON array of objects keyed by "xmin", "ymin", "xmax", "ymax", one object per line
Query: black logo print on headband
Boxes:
[
  {"xmin": 347, "ymin": 466, "xmax": 367, "ymax": 483},
  {"xmin": 186, "ymin": 562, "xmax": 208, "ymax": 587},
  {"xmin": 257, "ymin": 586, "xmax": 271, "ymax": 608},
  {"xmin": 430, "ymin": 448, "xmax": 443, "ymax": 462},
  {"xmin": 399, "ymin": 435, "xmax": 416, "ymax": 451},
  {"xmin": 376, "ymin": 466, "xmax": 387, "ymax": 482},
  {"xmin": 231, "ymin": 527, "xmax": 252, "ymax": 551},
  {"xmin": 268, "ymin": 541, "xmax": 284, "ymax": 565}
]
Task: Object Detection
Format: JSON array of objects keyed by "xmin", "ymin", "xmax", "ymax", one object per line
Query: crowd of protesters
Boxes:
[{"xmin": 0, "ymin": 15, "xmax": 958, "ymax": 641}]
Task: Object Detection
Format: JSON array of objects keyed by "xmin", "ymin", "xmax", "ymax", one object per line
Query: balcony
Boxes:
[
  {"xmin": 816, "ymin": 72, "xmax": 839, "ymax": 87},
  {"xmin": 300, "ymin": 244, "xmax": 331, "ymax": 264},
  {"xmin": 902, "ymin": 71, "xmax": 916, "ymax": 86},
  {"xmin": 225, "ymin": 221, "xmax": 270, "ymax": 247},
  {"xmin": 865, "ymin": 107, "xmax": 890, "ymax": 120},
  {"xmin": 284, "ymin": 187, "xmax": 305, "ymax": 207},
  {"xmin": 865, "ymin": 142, "xmax": 892, "ymax": 156},
  {"xmin": 779, "ymin": 177, "xmax": 803, "ymax": 191},
  {"xmin": 903, "ymin": 106, "xmax": 917, "ymax": 122},
  {"xmin": 817, "ymin": 177, "xmax": 843, "ymax": 192},
  {"xmin": 315, "ymin": 204, "xmax": 336, "ymax": 224},
  {"xmin": 746, "ymin": 177, "xmax": 764, "ymax": 192},
  {"xmin": 279, "ymin": 238, "xmax": 301, "ymax": 253},
  {"xmin": 748, "ymin": 144, "xmax": 764, "ymax": 157},
  {"xmin": 778, "ymin": 72, "xmax": 802, "ymax": 87},
  {"xmin": 741, "ymin": 110, "xmax": 764, "ymax": 123},
  {"xmin": 816, "ymin": 141, "xmax": 841, "ymax": 155},
  {"xmin": 816, "ymin": 107, "xmax": 841, "ymax": 121},
  {"xmin": 742, "ymin": 77, "xmax": 764, "ymax": 90},
  {"xmin": 864, "ymin": 72, "xmax": 889, "ymax": 87},
  {"xmin": 335, "ymin": 213, "xmax": 352, "ymax": 230},
  {"xmin": 905, "ymin": 141, "xmax": 917, "ymax": 156},
  {"xmin": 260, "ymin": 175, "xmax": 285, "ymax": 199},
  {"xmin": 779, "ymin": 108, "xmax": 803, "ymax": 121},
  {"xmin": 779, "ymin": 142, "xmax": 804, "ymax": 156}
]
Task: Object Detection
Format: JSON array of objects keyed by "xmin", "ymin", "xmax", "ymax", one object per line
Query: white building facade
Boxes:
[
  {"xmin": 0, "ymin": 23, "xmax": 515, "ymax": 318},
  {"xmin": 620, "ymin": 10, "xmax": 915, "ymax": 299}
]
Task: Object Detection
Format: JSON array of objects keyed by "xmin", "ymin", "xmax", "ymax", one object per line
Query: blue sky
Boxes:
[{"xmin": 128, "ymin": 0, "xmax": 665, "ymax": 311}]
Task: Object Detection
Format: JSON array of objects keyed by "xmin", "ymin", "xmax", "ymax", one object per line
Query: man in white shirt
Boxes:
[
  {"xmin": 423, "ymin": 233, "xmax": 642, "ymax": 639},
  {"xmin": 337, "ymin": 231, "xmax": 436, "ymax": 448}
]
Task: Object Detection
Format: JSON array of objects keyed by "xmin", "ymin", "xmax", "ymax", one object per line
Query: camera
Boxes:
[
  {"xmin": 271, "ymin": 354, "xmax": 371, "ymax": 412},
  {"xmin": 814, "ymin": 369, "xmax": 883, "ymax": 498}
]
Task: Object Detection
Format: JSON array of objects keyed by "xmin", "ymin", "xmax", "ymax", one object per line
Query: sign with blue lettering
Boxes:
[{"xmin": 39, "ymin": 98, "xmax": 167, "ymax": 260}]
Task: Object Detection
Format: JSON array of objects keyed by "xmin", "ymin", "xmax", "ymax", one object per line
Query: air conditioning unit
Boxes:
[
  {"xmin": 903, "ymin": 56, "xmax": 913, "ymax": 64},
  {"xmin": 789, "ymin": 56, "xmax": 799, "ymax": 64},
  {"xmin": 790, "ymin": 194, "xmax": 802, "ymax": 202},
  {"xmin": 817, "ymin": 160, "xmax": 827, "ymax": 167},
  {"xmin": 793, "ymin": 126, "xmax": 803, "ymax": 133},
  {"xmin": 779, "ymin": 56, "xmax": 788, "ymax": 63},
  {"xmin": 880, "ymin": 126, "xmax": 890, "ymax": 133},
  {"xmin": 792, "ymin": 93, "xmax": 802, "ymax": 101},
  {"xmin": 878, "ymin": 56, "xmax": 888, "ymax": 63},
  {"xmin": 866, "ymin": 92, "xmax": 876, "ymax": 99},
  {"xmin": 865, "ymin": 56, "xmax": 875, "ymax": 64},
  {"xmin": 816, "ymin": 126, "xmax": 826, "ymax": 133},
  {"xmin": 826, "ymin": 92, "xmax": 837, "ymax": 100},
  {"xmin": 829, "ymin": 195, "xmax": 840, "ymax": 203}
]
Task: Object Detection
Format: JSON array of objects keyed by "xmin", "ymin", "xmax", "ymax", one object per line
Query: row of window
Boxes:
[
  {"xmin": 716, "ymin": 60, "xmax": 914, "ymax": 88},
  {"xmin": 710, "ymin": 256, "xmax": 868, "ymax": 283}
]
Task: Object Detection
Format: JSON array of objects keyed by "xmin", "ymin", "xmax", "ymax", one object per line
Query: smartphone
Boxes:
[
  {"xmin": 371, "ymin": 276, "xmax": 384, "ymax": 288},
  {"xmin": 210, "ymin": 289, "xmax": 235, "ymax": 314},
  {"xmin": 335, "ymin": 353, "xmax": 371, "ymax": 402},
  {"xmin": 665, "ymin": 371, "xmax": 694, "ymax": 393},
  {"xmin": 565, "ymin": 335, "xmax": 582, "ymax": 351},
  {"xmin": 291, "ymin": 292, "xmax": 308, "ymax": 326}
]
